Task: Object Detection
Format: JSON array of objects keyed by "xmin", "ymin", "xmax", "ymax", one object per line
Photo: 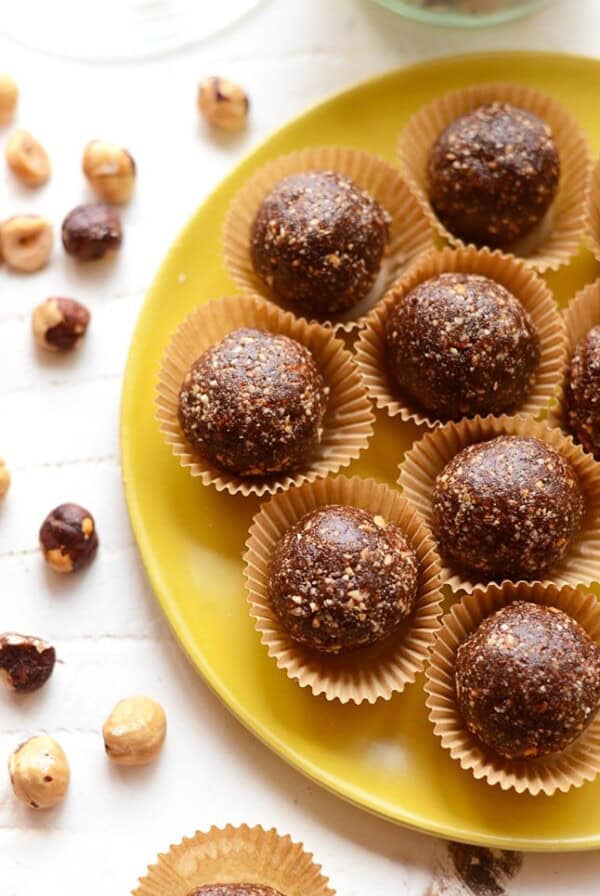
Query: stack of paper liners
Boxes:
[{"xmin": 587, "ymin": 157, "xmax": 600, "ymax": 263}]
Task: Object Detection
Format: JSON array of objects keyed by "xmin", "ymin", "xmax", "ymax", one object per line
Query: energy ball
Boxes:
[
  {"xmin": 427, "ymin": 102, "xmax": 560, "ymax": 249},
  {"xmin": 432, "ymin": 436, "xmax": 584, "ymax": 580},
  {"xmin": 190, "ymin": 888, "xmax": 284, "ymax": 896},
  {"xmin": 565, "ymin": 325, "xmax": 600, "ymax": 460},
  {"xmin": 456, "ymin": 602, "xmax": 600, "ymax": 759},
  {"xmin": 250, "ymin": 171, "xmax": 390, "ymax": 316},
  {"xmin": 385, "ymin": 272, "xmax": 540, "ymax": 420},
  {"xmin": 178, "ymin": 328, "xmax": 328, "ymax": 477},
  {"xmin": 268, "ymin": 505, "xmax": 419, "ymax": 654}
]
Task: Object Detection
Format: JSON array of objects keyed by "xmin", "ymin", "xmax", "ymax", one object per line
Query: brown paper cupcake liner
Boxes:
[
  {"xmin": 133, "ymin": 824, "xmax": 334, "ymax": 896},
  {"xmin": 425, "ymin": 582, "xmax": 600, "ymax": 796},
  {"xmin": 243, "ymin": 474, "xmax": 443, "ymax": 703},
  {"xmin": 398, "ymin": 82, "xmax": 591, "ymax": 272},
  {"xmin": 222, "ymin": 146, "xmax": 435, "ymax": 332},
  {"xmin": 586, "ymin": 156, "xmax": 600, "ymax": 263},
  {"xmin": 156, "ymin": 294, "xmax": 374, "ymax": 497},
  {"xmin": 355, "ymin": 245, "xmax": 567, "ymax": 428},
  {"xmin": 398, "ymin": 413, "xmax": 600, "ymax": 594}
]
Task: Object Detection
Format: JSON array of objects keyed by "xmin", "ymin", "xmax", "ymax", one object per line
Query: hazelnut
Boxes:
[
  {"xmin": 82, "ymin": 139, "xmax": 136, "ymax": 204},
  {"xmin": 0, "ymin": 633, "xmax": 56, "ymax": 692},
  {"xmin": 62, "ymin": 203, "xmax": 122, "ymax": 260},
  {"xmin": 5, "ymin": 129, "xmax": 51, "ymax": 187},
  {"xmin": 0, "ymin": 73, "xmax": 18, "ymax": 125},
  {"xmin": 0, "ymin": 458, "xmax": 10, "ymax": 498},
  {"xmin": 32, "ymin": 297, "xmax": 90, "ymax": 352},
  {"xmin": 0, "ymin": 215, "xmax": 53, "ymax": 272},
  {"xmin": 8, "ymin": 735, "xmax": 70, "ymax": 809},
  {"xmin": 39, "ymin": 502, "xmax": 99, "ymax": 573},
  {"xmin": 103, "ymin": 696, "xmax": 167, "ymax": 766},
  {"xmin": 198, "ymin": 76, "xmax": 249, "ymax": 131}
]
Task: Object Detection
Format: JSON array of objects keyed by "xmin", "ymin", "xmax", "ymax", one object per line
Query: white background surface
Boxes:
[{"xmin": 2, "ymin": 1, "xmax": 600, "ymax": 893}]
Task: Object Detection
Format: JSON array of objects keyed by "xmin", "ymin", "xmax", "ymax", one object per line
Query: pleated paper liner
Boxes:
[
  {"xmin": 222, "ymin": 145, "xmax": 435, "ymax": 333},
  {"xmin": 133, "ymin": 824, "xmax": 334, "ymax": 896},
  {"xmin": 587, "ymin": 156, "xmax": 600, "ymax": 263},
  {"xmin": 398, "ymin": 82, "xmax": 591, "ymax": 273},
  {"xmin": 425, "ymin": 582, "xmax": 600, "ymax": 796},
  {"xmin": 398, "ymin": 413, "xmax": 600, "ymax": 595},
  {"xmin": 243, "ymin": 474, "xmax": 443, "ymax": 704},
  {"xmin": 155, "ymin": 294, "xmax": 374, "ymax": 497},
  {"xmin": 549, "ymin": 277, "xmax": 600, "ymax": 433},
  {"xmin": 354, "ymin": 245, "xmax": 567, "ymax": 428}
]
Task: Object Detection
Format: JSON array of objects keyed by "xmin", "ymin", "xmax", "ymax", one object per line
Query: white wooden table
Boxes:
[{"xmin": 3, "ymin": 1, "xmax": 600, "ymax": 892}]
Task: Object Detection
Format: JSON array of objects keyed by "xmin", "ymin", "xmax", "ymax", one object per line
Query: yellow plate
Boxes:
[{"xmin": 121, "ymin": 52, "xmax": 600, "ymax": 851}]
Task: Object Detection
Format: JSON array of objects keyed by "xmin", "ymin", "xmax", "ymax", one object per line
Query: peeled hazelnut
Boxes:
[
  {"xmin": 0, "ymin": 634, "xmax": 56, "ymax": 692},
  {"xmin": 6, "ymin": 129, "xmax": 51, "ymax": 187},
  {"xmin": 198, "ymin": 76, "xmax": 249, "ymax": 131},
  {"xmin": 62, "ymin": 203, "xmax": 122, "ymax": 260},
  {"xmin": 39, "ymin": 502, "xmax": 99, "ymax": 573},
  {"xmin": 0, "ymin": 215, "xmax": 53, "ymax": 272},
  {"xmin": 9, "ymin": 735, "xmax": 70, "ymax": 809},
  {"xmin": 0, "ymin": 458, "xmax": 10, "ymax": 499},
  {"xmin": 103, "ymin": 696, "xmax": 167, "ymax": 766},
  {"xmin": 32, "ymin": 297, "xmax": 90, "ymax": 352},
  {"xmin": 0, "ymin": 74, "xmax": 18, "ymax": 126},
  {"xmin": 82, "ymin": 139, "xmax": 136, "ymax": 204}
]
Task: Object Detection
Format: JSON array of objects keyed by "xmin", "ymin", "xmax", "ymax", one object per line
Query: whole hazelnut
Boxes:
[
  {"xmin": 5, "ymin": 129, "xmax": 51, "ymax": 187},
  {"xmin": 198, "ymin": 76, "xmax": 249, "ymax": 131},
  {"xmin": 0, "ymin": 458, "xmax": 10, "ymax": 499},
  {"xmin": 103, "ymin": 696, "xmax": 167, "ymax": 766},
  {"xmin": 0, "ymin": 73, "xmax": 18, "ymax": 126},
  {"xmin": 0, "ymin": 633, "xmax": 56, "ymax": 692},
  {"xmin": 8, "ymin": 735, "xmax": 70, "ymax": 809},
  {"xmin": 39, "ymin": 502, "xmax": 99, "ymax": 573},
  {"xmin": 0, "ymin": 215, "xmax": 53, "ymax": 272},
  {"xmin": 62, "ymin": 203, "xmax": 122, "ymax": 260},
  {"xmin": 82, "ymin": 139, "xmax": 136, "ymax": 204},
  {"xmin": 32, "ymin": 297, "xmax": 90, "ymax": 352}
]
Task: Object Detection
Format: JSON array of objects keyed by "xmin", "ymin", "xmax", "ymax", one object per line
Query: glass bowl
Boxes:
[{"xmin": 371, "ymin": 0, "xmax": 557, "ymax": 27}]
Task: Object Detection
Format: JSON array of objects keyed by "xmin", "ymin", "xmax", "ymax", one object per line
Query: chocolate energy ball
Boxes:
[
  {"xmin": 250, "ymin": 170, "xmax": 391, "ymax": 316},
  {"xmin": 190, "ymin": 887, "xmax": 284, "ymax": 896},
  {"xmin": 269, "ymin": 505, "xmax": 419, "ymax": 655},
  {"xmin": 178, "ymin": 328, "xmax": 328, "ymax": 478},
  {"xmin": 385, "ymin": 272, "xmax": 540, "ymax": 420},
  {"xmin": 456, "ymin": 602, "xmax": 600, "ymax": 759},
  {"xmin": 565, "ymin": 324, "xmax": 600, "ymax": 460},
  {"xmin": 427, "ymin": 102, "xmax": 560, "ymax": 248},
  {"xmin": 432, "ymin": 436, "xmax": 584, "ymax": 580}
]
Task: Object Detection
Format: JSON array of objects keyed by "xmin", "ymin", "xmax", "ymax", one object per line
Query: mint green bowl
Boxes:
[{"xmin": 371, "ymin": 0, "xmax": 556, "ymax": 27}]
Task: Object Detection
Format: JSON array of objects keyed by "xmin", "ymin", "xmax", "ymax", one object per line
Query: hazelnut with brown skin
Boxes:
[
  {"xmin": 9, "ymin": 735, "xmax": 70, "ymax": 809},
  {"xmin": 0, "ymin": 74, "xmax": 18, "ymax": 125},
  {"xmin": 82, "ymin": 139, "xmax": 136, "ymax": 204},
  {"xmin": 0, "ymin": 458, "xmax": 10, "ymax": 499},
  {"xmin": 32, "ymin": 297, "xmax": 90, "ymax": 352},
  {"xmin": 5, "ymin": 129, "xmax": 51, "ymax": 187},
  {"xmin": 62, "ymin": 203, "xmax": 122, "ymax": 260},
  {"xmin": 0, "ymin": 215, "xmax": 53, "ymax": 272},
  {"xmin": 103, "ymin": 696, "xmax": 167, "ymax": 765},
  {"xmin": 198, "ymin": 76, "xmax": 249, "ymax": 131},
  {"xmin": 39, "ymin": 503, "xmax": 99, "ymax": 573},
  {"xmin": 0, "ymin": 634, "xmax": 56, "ymax": 692}
]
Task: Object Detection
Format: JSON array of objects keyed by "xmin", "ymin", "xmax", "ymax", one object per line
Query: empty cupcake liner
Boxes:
[
  {"xmin": 398, "ymin": 82, "xmax": 591, "ymax": 273},
  {"xmin": 398, "ymin": 413, "xmax": 600, "ymax": 594},
  {"xmin": 243, "ymin": 474, "xmax": 443, "ymax": 704},
  {"xmin": 222, "ymin": 145, "xmax": 435, "ymax": 332},
  {"xmin": 425, "ymin": 582, "xmax": 600, "ymax": 796},
  {"xmin": 586, "ymin": 157, "xmax": 600, "ymax": 263},
  {"xmin": 355, "ymin": 245, "xmax": 567, "ymax": 428},
  {"xmin": 156, "ymin": 294, "xmax": 374, "ymax": 497},
  {"xmin": 133, "ymin": 824, "xmax": 334, "ymax": 896}
]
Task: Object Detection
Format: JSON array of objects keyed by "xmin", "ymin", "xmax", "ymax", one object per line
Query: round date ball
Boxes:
[
  {"xmin": 268, "ymin": 505, "xmax": 419, "ymax": 655},
  {"xmin": 385, "ymin": 273, "xmax": 540, "ymax": 420},
  {"xmin": 178, "ymin": 327, "xmax": 328, "ymax": 478},
  {"xmin": 432, "ymin": 436, "xmax": 584, "ymax": 580},
  {"xmin": 250, "ymin": 171, "xmax": 390, "ymax": 316},
  {"xmin": 39, "ymin": 503, "xmax": 99, "ymax": 573},
  {"xmin": 565, "ymin": 324, "xmax": 600, "ymax": 460},
  {"xmin": 456, "ymin": 602, "xmax": 600, "ymax": 759},
  {"xmin": 427, "ymin": 102, "xmax": 560, "ymax": 249},
  {"xmin": 190, "ymin": 888, "xmax": 284, "ymax": 896},
  {"xmin": 62, "ymin": 203, "xmax": 122, "ymax": 260}
]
